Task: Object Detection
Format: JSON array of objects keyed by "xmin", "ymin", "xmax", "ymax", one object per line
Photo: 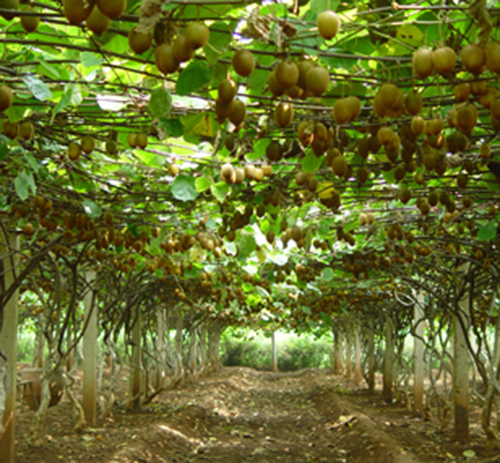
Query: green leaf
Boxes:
[
  {"xmin": 149, "ymin": 85, "xmax": 172, "ymax": 118},
  {"xmin": 211, "ymin": 181, "xmax": 230, "ymax": 202},
  {"xmin": 0, "ymin": 145, "xmax": 9, "ymax": 163},
  {"xmin": 82, "ymin": 200, "xmax": 103, "ymax": 219},
  {"xmin": 176, "ymin": 60, "xmax": 213, "ymax": 96},
  {"xmin": 22, "ymin": 75, "xmax": 52, "ymax": 101},
  {"xmin": 462, "ymin": 450, "xmax": 476, "ymax": 459},
  {"xmin": 14, "ymin": 171, "xmax": 31, "ymax": 200},
  {"xmin": 239, "ymin": 234, "xmax": 257, "ymax": 257},
  {"xmin": 302, "ymin": 151, "xmax": 323, "ymax": 173},
  {"xmin": 80, "ymin": 52, "xmax": 102, "ymax": 68},
  {"xmin": 171, "ymin": 175, "xmax": 199, "ymax": 201},
  {"xmin": 195, "ymin": 176, "xmax": 212, "ymax": 192},
  {"xmin": 51, "ymin": 86, "xmax": 74, "ymax": 122},
  {"xmin": 310, "ymin": 0, "xmax": 340, "ymax": 13},
  {"xmin": 321, "ymin": 267, "xmax": 334, "ymax": 281},
  {"xmin": 161, "ymin": 118, "xmax": 184, "ymax": 137},
  {"xmin": 478, "ymin": 220, "xmax": 497, "ymax": 241},
  {"xmin": 247, "ymin": 138, "xmax": 270, "ymax": 161},
  {"xmin": 204, "ymin": 21, "xmax": 234, "ymax": 64}
]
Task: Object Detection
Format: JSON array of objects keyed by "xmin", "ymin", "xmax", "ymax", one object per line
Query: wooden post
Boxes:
[
  {"xmin": 354, "ymin": 324, "xmax": 362, "ymax": 385},
  {"xmin": 414, "ymin": 291, "xmax": 425, "ymax": 415},
  {"xmin": 271, "ymin": 331, "xmax": 277, "ymax": 373},
  {"xmin": 82, "ymin": 270, "xmax": 97, "ymax": 427},
  {"xmin": 0, "ymin": 233, "xmax": 20, "ymax": 463},
  {"xmin": 367, "ymin": 320, "xmax": 375, "ymax": 393},
  {"xmin": 345, "ymin": 322, "xmax": 352, "ymax": 380},
  {"xmin": 383, "ymin": 316, "xmax": 394, "ymax": 404},
  {"xmin": 129, "ymin": 307, "xmax": 142, "ymax": 409},
  {"xmin": 454, "ymin": 286, "xmax": 470, "ymax": 442},
  {"xmin": 333, "ymin": 327, "xmax": 344, "ymax": 375}
]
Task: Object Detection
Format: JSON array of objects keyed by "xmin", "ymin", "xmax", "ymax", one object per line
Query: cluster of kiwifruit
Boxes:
[
  {"xmin": 62, "ymin": 0, "xmax": 126, "ymax": 32},
  {"xmin": 2, "ymin": 119, "xmax": 34, "ymax": 140},
  {"xmin": 127, "ymin": 132, "xmax": 148, "ymax": 149},
  {"xmin": 67, "ymin": 135, "xmax": 94, "ymax": 161},
  {"xmin": 215, "ymin": 77, "xmax": 247, "ymax": 127},
  {"xmin": 220, "ymin": 162, "xmax": 272, "ymax": 184}
]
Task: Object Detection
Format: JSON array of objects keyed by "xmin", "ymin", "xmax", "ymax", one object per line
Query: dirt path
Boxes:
[{"xmin": 14, "ymin": 367, "xmax": 496, "ymax": 462}]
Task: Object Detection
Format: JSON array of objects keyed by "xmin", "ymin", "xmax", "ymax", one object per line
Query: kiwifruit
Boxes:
[
  {"xmin": 347, "ymin": 96, "xmax": 361, "ymax": 120},
  {"xmin": 412, "ymin": 48, "xmax": 434, "ymax": 78},
  {"xmin": 155, "ymin": 43, "xmax": 180, "ymax": 74},
  {"xmin": 285, "ymin": 85, "xmax": 303, "ymax": 99},
  {"xmin": 228, "ymin": 99, "xmax": 246, "ymax": 125},
  {"xmin": 275, "ymin": 60, "xmax": 299, "ymax": 89},
  {"xmin": 424, "ymin": 117, "xmax": 444, "ymax": 135},
  {"xmin": 357, "ymin": 136, "xmax": 370, "ymax": 159},
  {"xmin": 268, "ymin": 71, "xmax": 285, "ymax": 97},
  {"xmin": 234, "ymin": 168, "xmax": 245, "ymax": 184},
  {"xmin": 377, "ymin": 126, "xmax": 394, "ymax": 145},
  {"xmin": 479, "ymin": 86, "xmax": 498, "ymax": 108},
  {"xmin": 418, "ymin": 198, "xmax": 430, "ymax": 215},
  {"xmin": 68, "ymin": 142, "xmax": 81, "ymax": 161},
  {"xmin": 127, "ymin": 133, "xmax": 138, "ymax": 148},
  {"xmin": 457, "ymin": 172, "xmax": 468, "ymax": 188},
  {"xmin": 274, "ymin": 102, "xmax": 294, "ymax": 127},
  {"xmin": 19, "ymin": 121, "xmax": 34, "ymax": 140},
  {"xmin": 218, "ymin": 78, "xmax": 237, "ymax": 104},
  {"xmin": 461, "ymin": 43, "xmax": 485, "ymax": 75},
  {"xmin": 0, "ymin": 0, "xmax": 18, "ymax": 20},
  {"xmin": 105, "ymin": 139, "xmax": 118, "ymax": 155},
  {"xmin": 296, "ymin": 60, "xmax": 313, "ymax": 89},
  {"xmin": 357, "ymin": 166, "xmax": 369, "ymax": 184},
  {"xmin": 332, "ymin": 155, "xmax": 348, "ymax": 177},
  {"xmin": 378, "ymin": 83, "xmax": 398, "ymax": 109},
  {"xmin": 262, "ymin": 164, "xmax": 273, "ymax": 176},
  {"xmin": 491, "ymin": 98, "xmax": 500, "ymax": 119},
  {"xmin": 86, "ymin": 5, "xmax": 110, "ymax": 34},
  {"xmin": 185, "ymin": 22, "xmax": 209, "ymax": 49},
  {"xmin": 295, "ymin": 171, "xmax": 308, "ymax": 185},
  {"xmin": 232, "ymin": 50, "xmax": 255, "ymax": 77},
  {"xmin": 21, "ymin": 5, "xmax": 40, "ymax": 32},
  {"xmin": 333, "ymin": 98, "xmax": 352, "ymax": 124},
  {"xmin": 480, "ymin": 144, "xmax": 491, "ymax": 158},
  {"xmin": 224, "ymin": 134, "xmax": 236, "ymax": 151},
  {"xmin": 79, "ymin": 135, "xmax": 94, "ymax": 154},
  {"xmin": 172, "ymin": 33, "xmax": 193, "ymax": 62},
  {"xmin": 215, "ymin": 99, "xmax": 234, "ymax": 119},
  {"xmin": 136, "ymin": 133, "xmax": 148, "ymax": 149},
  {"xmin": 470, "ymin": 79, "xmax": 487, "ymax": 96},
  {"xmin": 423, "ymin": 152, "xmax": 437, "ymax": 171},
  {"xmin": 0, "ymin": 85, "xmax": 13, "ymax": 111},
  {"xmin": 129, "ymin": 27, "xmax": 152, "ymax": 54},
  {"xmin": 394, "ymin": 164, "xmax": 406, "ymax": 185},
  {"xmin": 447, "ymin": 131, "xmax": 468, "ymax": 153},
  {"xmin": 456, "ymin": 104, "xmax": 478, "ymax": 134},
  {"xmin": 404, "ymin": 90, "xmax": 423, "ymax": 115},
  {"xmin": 221, "ymin": 163, "xmax": 236, "ymax": 183},
  {"xmin": 266, "ymin": 141, "xmax": 282, "ymax": 162},
  {"xmin": 453, "ymin": 82, "xmax": 470, "ymax": 101},
  {"xmin": 462, "ymin": 196, "xmax": 473, "ymax": 209},
  {"xmin": 373, "ymin": 94, "xmax": 387, "ymax": 118},
  {"xmin": 2, "ymin": 120, "xmax": 17, "ymax": 138},
  {"xmin": 23, "ymin": 222, "xmax": 34, "ymax": 236},
  {"xmin": 368, "ymin": 134, "xmax": 381, "ymax": 153},
  {"xmin": 63, "ymin": 0, "xmax": 95, "ymax": 25},
  {"xmin": 432, "ymin": 46, "xmax": 456, "ymax": 74},
  {"xmin": 153, "ymin": 22, "xmax": 167, "ymax": 45},
  {"xmin": 317, "ymin": 10, "xmax": 340, "ymax": 40},
  {"xmin": 97, "ymin": 0, "xmax": 125, "ymax": 19},
  {"xmin": 305, "ymin": 65, "xmax": 329, "ymax": 95},
  {"xmin": 486, "ymin": 41, "xmax": 500, "ymax": 74},
  {"xmin": 168, "ymin": 163, "xmax": 179, "ymax": 176}
]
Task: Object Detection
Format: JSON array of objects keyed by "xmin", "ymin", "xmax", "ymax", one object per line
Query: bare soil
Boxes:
[{"xmin": 13, "ymin": 367, "xmax": 500, "ymax": 462}]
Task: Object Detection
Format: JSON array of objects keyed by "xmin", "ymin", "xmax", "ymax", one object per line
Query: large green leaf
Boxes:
[
  {"xmin": 478, "ymin": 221, "xmax": 497, "ymax": 241},
  {"xmin": 14, "ymin": 170, "xmax": 35, "ymax": 201},
  {"xmin": 204, "ymin": 21, "xmax": 234, "ymax": 64},
  {"xmin": 149, "ymin": 85, "xmax": 172, "ymax": 118},
  {"xmin": 22, "ymin": 75, "xmax": 52, "ymax": 101},
  {"xmin": 176, "ymin": 61, "xmax": 213, "ymax": 96},
  {"xmin": 171, "ymin": 175, "xmax": 199, "ymax": 202},
  {"xmin": 82, "ymin": 200, "xmax": 103, "ymax": 219}
]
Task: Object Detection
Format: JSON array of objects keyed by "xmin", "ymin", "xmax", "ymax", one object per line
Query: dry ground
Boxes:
[{"xmin": 13, "ymin": 367, "xmax": 500, "ymax": 462}]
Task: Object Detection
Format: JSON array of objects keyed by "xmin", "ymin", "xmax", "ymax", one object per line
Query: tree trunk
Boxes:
[
  {"xmin": 82, "ymin": 270, "xmax": 97, "ymax": 427},
  {"xmin": 453, "ymin": 293, "xmax": 470, "ymax": 442},
  {"xmin": 0, "ymin": 233, "xmax": 20, "ymax": 463},
  {"xmin": 367, "ymin": 320, "xmax": 375, "ymax": 393},
  {"xmin": 271, "ymin": 331, "xmax": 277, "ymax": 373},
  {"xmin": 173, "ymin": 313, "xmax": 184, "ymax": 381},
  {"xmin": 414, "ymin": 291, "xmax": 425, "ymax": 415},
  {"xmin": 333, "ymin": 327, "xmax": 343, "ymax": 375},
  {"xmin": 33, "ymin": 316, "xmax": 45, "ymax": 368},
  {"xmin": 345, "ymin": 322, "xmax": 352, "ymax": 380},
  {"xmin": 155, "ymin": 306, "xmax": 165, "ymax": 389},
  {"xmin": 207, "ymin": 322, "xmax": 221, "ymax": 372},
  {"xmin": 383, "ymin": 316, "xmax": 394, "ymax": 404},
  {"xmin": 129, "ymin": 307, "xmax": 142, "ymax": 410},
  {"xmin": 354, "ymin": 324, "xmax": 362, "ymax": 385}
]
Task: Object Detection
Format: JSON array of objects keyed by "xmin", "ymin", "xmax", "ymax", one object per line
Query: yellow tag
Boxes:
[{"xmin": 318, "ymin": 182, "xmax": 336, "ymax": 199}]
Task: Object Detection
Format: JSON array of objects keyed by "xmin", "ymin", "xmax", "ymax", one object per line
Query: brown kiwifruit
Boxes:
[
  {"xmin": 479, "ymin": 86, "xmax": 498, "ymax": 108},
  {"xmin": 0, "ymin": 0, "xmax": 18, "ymax": 21},
  {"xmin": 228, "ymin": 99, "xmax": 246, "ymax": 126},
  {"xmin": 274, "ymin": 102, "xmax": 294, "ymax": 128},
  {"xmin": 373, "ymin": 94, "xmax": 387, "ymax": 118},
  {"xmin": 2, "ymin": 120, "xmax": 17, "ymax": 138},
  {"xmin": 432, "ymin": 46, "xmax": 456, "ymax": 74},
  {"xmin": 297, "ymin": 60, "xmax": 313, "ymax": 89},
  {"xmin": 172, "ymin": 33, "xmax": 194, "ymax": 62},
  {"xmin": 19, "ymin": 121, "xmax": 34, "ymax": 140},
  {"xmin": 266, "ymin": 141, "xmax": 282, "ymax": 162},
  {"xmin": 97, "ymin": 0, "xmax": 125, "ymax": 19},
  {"xmin": 456, "ymin": 172, "xmax": 468, "ymax": 188},
  {"xmin": 155, "ymin": 43, "xmax": 180, "ymax": 74},
  {"xmin": 410, "ymin": 116, "xmax": 425, "ymax": 135},
  {"xmin": 63, "ymin": 0, "xmax": 95, "ymax": 25},
  {"xmin": 412, "ymin": 47, "xmax": 434, "ymax": 78},
  {"xmin": 347, "ymin": 96, "xmax": 361, "ymax": 120},
  {"xmin": 86, "ymin": 5, "xmax": 110, "ymax": 34},
  {"xmin": 0, "ymin": 85, "xmax": 13, "ymax": 111},
  {"xmin": 81, "ymin": 135, "xmax": 95, "ymax": 153},
  {"xmin": 317, "ymin": 10, "xmax": 340, "ymax": 40},
  {"xmin": 305, "ymin": 66, "xmax": 329, "ymax": 96},
  {"xmin": 424, "ymin": 117, "xmax": 444, "ymax": 135},
  {"xmin": 333, "ymin": 98, "xmax": 352, "ymax": 124},
  {"xmin": 356, "ymin": 166, "xmax": 369, "ymax": 184},
  {"xmin": 268, "ymin": 71, "xmax": 285, "ymax": 97},
  {"xmin": 129, "ymin": 27, "xmax": 152, "ymax": 54},
  {"xmin": 378, "ymin": 83, "xmax": 398, "ymax": 108},
  {"xmin": 215, "ymin": 99, "xmax": 234, "ymax": 119},
  {"xmin": 404, "ymin": 90, "xmax": 423, "ymax": 115},
  {"xmin": 331, "ymin": 155, "xmax": 348, "ymax": 177},
  {"xmin": 491, "ymin": 98, "xmax": 500, "ymax": 119},
  {"xmin": 68, "ymin": 142, "xmax": 81, "ymax": 161},
  {"xmin": 21, "ymin": 5, "xmax": 40, "ymax": 32},
  {"xmin": 456, "ymin": 104, "xmax": 478, "ymax": 134},
  {"xmin": 105, "ymin": 139, "xmax": 118, "ymax": 155},
  {"xmin": 232, "ymin": 49, "xmax": 255, "ymax": 77},
  {"xmin": 461, "ymin": 43, "xmax": 485, "ymax": 75},
  {"xmin": 423, "ymin": 152, "xmax": 437, "ymax": 171},
  {"xmin": 377, "ymin": 126, "xmax": 394, "ymax": 145},
  {"xmin": 127, "ymin": 133, "xmax": 138, "ymax": 148},
  {"xmin": 486, "ymin": 41, "xmax": 500, "ymax": 74},
  {"xmin": 218, "ymin": 78, "xmax": 237, "ymax": 104},
  {"xmin": 275, "ymin": 60, "xmax": 299, "ymax": 89},
  {"xmin": 185, "ymin": 22, "xmax": 210, "ymax": 49},
  {"xmin": 285, "ymin": 85, "xmax": 303, "ymax": 99},
  {"xmin": 394, "ymin": 163, "xmax": 406, "ymax": 182},
  {"xmin": 136, "ymin": 133, "xmax": 148, "ymax": 149},
  {"xmin": 357, "ymin": 136, "xmax": 370, "ymax": 159},
  {"xmin": 221, "ymin": 163, "xmax": 236, "ymax": 183},
  {"xmin": 453, "ymin": 82, "xmax": 470, "ymax": 101},
  {"xmin": 470, "ymin": 79, "xmax": 487, "ymax": 95}
]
